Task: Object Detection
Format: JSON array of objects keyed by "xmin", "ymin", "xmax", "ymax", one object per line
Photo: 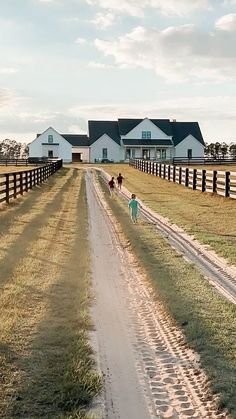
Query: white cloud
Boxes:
[
  {"xmin": 215, "ymin": 13, "xmax": 236, "ymax": 31},
  {"xmin": 0, "ymin": 67, "xmax": 18, "ymax": 74},
  {"xmin": 88, "ymin": 61, "xmax": 114, "ymax": 68},
  {"xmin": 86, "ymin": 0, "xmax": 212, "ymax": 17},
  {"xmin": 94, "ymin": 22, "xmax": 236, "ymax": 83},
  {"xmin": 90, "ymin": 12, "xmax": 115, "ymax": 29},
  {"xmin": 75, "ymin": 37, "xmax": 87, "ymax": 45}
]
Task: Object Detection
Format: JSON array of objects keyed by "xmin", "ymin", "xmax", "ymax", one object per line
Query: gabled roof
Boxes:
[
  {"xmin": 88, "ymin": 121, "xmax": 120, "ymax": 145},
  {"xmin": 61, "ymin": 134, "xmax": 89, "ymax": 146},
  {"xmin": 118, "ymin": 118, "xmax": 172, "ymax": 137},
  {"xmin": 172, "ymin": 122, "xmax": 204, "ymax": 146},
  {"xmin": 122, "ymin": 139, "xmax": 173, "ymax": 146}
]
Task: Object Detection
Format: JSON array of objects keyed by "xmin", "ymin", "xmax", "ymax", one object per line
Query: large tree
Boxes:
[{"xmin": 0, "ymin": 139, "xmax": 29, "ymax": 159}]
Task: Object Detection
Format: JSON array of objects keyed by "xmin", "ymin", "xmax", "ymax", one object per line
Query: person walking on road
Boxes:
[
  {"xmin": 108, "ymin": 177, "xmax": 115, "ymax": 197},
  {"xmin": 128, "ymin": 193, "xmax": 139, "ymax": 224},
  {"xmin": 117, "ymin": 173, "xmax": 124, "ymax": 191}
]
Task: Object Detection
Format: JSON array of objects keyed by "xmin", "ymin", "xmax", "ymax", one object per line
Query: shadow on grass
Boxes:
[
  {"xmin": 0, "ymin": 169, "xmax": 77, "ymax": 290},
  {"xmin": 5, "ymin": 176, "xmax": 101, "ymax": 419}
]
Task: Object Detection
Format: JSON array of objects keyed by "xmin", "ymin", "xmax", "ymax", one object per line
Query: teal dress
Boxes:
[{"xmin": 128, "ymin": 199, "xmax": 138, "ymax": 222}]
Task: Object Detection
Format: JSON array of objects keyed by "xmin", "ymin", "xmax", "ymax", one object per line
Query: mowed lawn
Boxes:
[
  {"xmin": 99, "ymin": 164, "xmax": 236, "ymax": 265},
  {"xmin": 0, "ymin": 166, "xmax": 37, "ymax": 173},
  {"xmin": 0, "ymin": 168, "xmax": 101, "ymax": 418},
  {"xmin": 98, "ymin": 173, "xmax": 236, "ymax": 417}
]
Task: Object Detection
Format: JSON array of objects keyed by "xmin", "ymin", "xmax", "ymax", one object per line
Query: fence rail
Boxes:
[
  {"xmin": 0, "ymin": 158, "xmax": 59, "ymax": 166},
  {"xmin": 129, "ymin": 158, "xmax": 236, "ymax": 200},
  {"xmin": 0, "ymin": 159, "xmax": 63, "ymax": 204},
  {"xmin": 173, "ymin": 157, "xmax": 236, "ymax": 165}
]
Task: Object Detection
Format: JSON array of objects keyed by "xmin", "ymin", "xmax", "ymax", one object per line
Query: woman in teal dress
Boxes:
[{"xmin": 128, "ymin": 194, "xmax": 139, "ymax": 223}]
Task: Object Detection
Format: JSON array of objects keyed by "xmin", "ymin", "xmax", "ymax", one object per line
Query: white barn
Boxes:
[{"xmin": 29, "ymin": 118, "xmax": 205, "ymax": 163}]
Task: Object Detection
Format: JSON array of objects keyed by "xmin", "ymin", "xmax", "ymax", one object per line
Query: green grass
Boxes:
[
  {"xmin": 0, "ymin": 170, "xmax": 101, "ymax": 419},
  {"xmin": 98, "ymin": 173, "xmax": 236, "ymax": 417},
  {"xmin": 99, "ymin": 164, "xmax": 236, "ymax": 266}
]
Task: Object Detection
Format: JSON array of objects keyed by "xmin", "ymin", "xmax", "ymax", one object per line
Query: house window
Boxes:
[
  {"xmin": 48, "ymin": 135, "xmax": 53, "ymax": 143},
  {"xmin": 126, "ymin": 149, "xmax": 131, "ymax": 159},
  {"xmin": 187, "ymin": 149, "xmax": 192, "ymax": 159},
  {"xmin": 162, "ymin": 149, "xmax": 166, "ymax": 159},
  {"xmin": 142, "ymin": 131, "xmax": 151, "ymax": 139},
  {"xmin": 48, "ymin": 150, "xmax": 53, "ymax": 158},
  {"xmin": 102, "ymin": 148, "xmax": 107, "ymax": 159}
]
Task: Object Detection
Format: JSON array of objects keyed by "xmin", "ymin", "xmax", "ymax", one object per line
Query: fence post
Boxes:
[
  {"xmin": 202, "ymin": 169, "xmax": 206, "ymax": 192},
  {"xmin": 168, "ymin": 165, "xmax": 171, "ymax": 181},
  {"xmin": 192, "ymin": 169, "xmax": 197, "ymax": 190},
  {"xmin": 173, "ymin": 166, "xmax": 176, "ymax": 182},
  {"xmin": 179, "ymin": 167, "xmax": 182, "ymax": 184},
  {"xmin": 156, "ymin": 163, "xmax": 158, "ymax": 176},
  {"xmin": 213, "ymin": 171, "xmax": 217, "ymax": 193},
  {"xmin": 25, "ymin": 171, "xmax": 28, "ymax": 192},
  {"xmin": 20, "ymin": 172, "xmax": 23, "ymax": 195},
  {"xmin": 185, "ymin": 168, "xmax": 189, "ymax": 187},
  {"xmin": 30, "ymin": 170, "xmax": 33, "ymax": 189},
  {"xmin": 5, "ymin": 174, "xmax": 10, "ymax": 204},
  {"xmin": 13, "ymin": 173, "xmax": 17, "ymax": 198},
  {"xmin": 225, "ymin": 172, "xmax": 230, "ymax": 198}
]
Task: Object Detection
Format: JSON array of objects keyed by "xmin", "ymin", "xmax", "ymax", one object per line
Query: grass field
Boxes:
[
  {"xmin": 98, "ymin": 173, "xmax": 236, "ymax": 417},
  {"xmin": 99, "ymin": 163, "xmax": 236, "ymax": 266},
  {"xmin": 0, "ymin": 166, "xmax": 37, "ymax": 173},
  {"xmin": 0, "ymin": 168, "xmax": 101, "ymax": 418}
]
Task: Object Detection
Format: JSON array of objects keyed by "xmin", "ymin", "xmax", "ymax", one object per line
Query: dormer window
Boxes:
[
  {"xmin": 142, "ymin": 131, "xmax": 151, "ymax": 139},
  {"xmin": 48, "ymin": 134, "xmax": 53, "ymax": 143}
]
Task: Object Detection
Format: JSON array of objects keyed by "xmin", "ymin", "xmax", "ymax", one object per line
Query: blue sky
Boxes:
[{"xmin": 1, "ymin": 0, "xmax": 236, "ymax": 143}]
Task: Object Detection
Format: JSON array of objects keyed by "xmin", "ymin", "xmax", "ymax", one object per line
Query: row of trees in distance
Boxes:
[
  {"xmin": 205, "ymin": 142, "xmax": 236, "ymax": 158},
  {"xmin": 1, "ymin": 138, "xmax": 236, "ymax": 160},
  {"xmin": 0, "ymin": 139, "xmax": 29, "ymax": 159}
]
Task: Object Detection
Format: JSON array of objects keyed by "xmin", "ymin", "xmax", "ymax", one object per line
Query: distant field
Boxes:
[
  {"xmin": 0, "ymin": 166, "xmax": 37, "ymax": 174},
  {"xmin": 95, "ymin": 163, "xmax": 236, "ymax": 266}
]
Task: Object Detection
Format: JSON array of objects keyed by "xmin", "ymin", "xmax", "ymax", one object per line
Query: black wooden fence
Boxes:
[
  {"xmin": 129, "ymin": 158, "xmax": 236, "ymax": 200},
  {"xmin": 0, "ymin": 159, "xmax": 63, "ymax": 204},
  {"xmin": 0, "ymin": 158, "xmax": 53, "ymax": 166}
]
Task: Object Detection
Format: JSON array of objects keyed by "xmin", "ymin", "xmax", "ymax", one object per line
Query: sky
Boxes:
[{"xmin": 1, "ymin": 0, "xmax": 236, "ymax": 143}]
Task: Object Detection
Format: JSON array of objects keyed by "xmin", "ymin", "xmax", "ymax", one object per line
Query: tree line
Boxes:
[
  {"xmin": 205, "ymin": 142, "xmax": 236, "ymax": 158},
  {"xmin": 0, "ymin": 139, "xmax": 29, "ymax": 159}
]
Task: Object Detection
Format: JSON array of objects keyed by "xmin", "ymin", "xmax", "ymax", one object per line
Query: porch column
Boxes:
[
  {"xmin": 140, "ymin": 147, "xmax": 143, "ymax": 159},
  {"xmin": 155, "ymin": 147, "xmax": 157, "ymax": 161}
]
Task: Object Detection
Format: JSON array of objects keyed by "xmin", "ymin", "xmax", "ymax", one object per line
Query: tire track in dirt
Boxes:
[
  {"xmin": 88, "ymin": 169, "xmax": 229, "ymax": 419},
  {"xmin": 0, "ymin": 169, "xmax": 82, "ymax": 417}
]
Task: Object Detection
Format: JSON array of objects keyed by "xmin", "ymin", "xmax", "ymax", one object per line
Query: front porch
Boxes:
[{"xmin": 124, "ymin": 146, "xmax": 174, "ymax": 161}]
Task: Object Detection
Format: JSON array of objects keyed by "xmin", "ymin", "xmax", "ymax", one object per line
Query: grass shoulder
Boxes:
[
  {"xmin": 100, "ymin": 164, "xmax": 236, "ymax": 266},
  {"xmin": 98, "ymin": 174, "xmax": 236, "ymax": 417}
]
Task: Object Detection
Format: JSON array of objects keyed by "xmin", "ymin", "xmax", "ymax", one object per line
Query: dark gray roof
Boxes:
[
  {"xmin": 118, "ymin": 118, "xmax": 172, "ymax": 136},
  {"xmin": 61, "ymin": 134, "xmax": 89, "ymax": 146},
  {"xmin": 172, "ymin": 122, "xmax": 204, "ymax": 146},
  {"xmin": 88, "ymin": 121, "xmax": 120, "ymax": 145},
  {"xmin": 122, "ymin": 139, "xmax": 173, "ymax": 146}
]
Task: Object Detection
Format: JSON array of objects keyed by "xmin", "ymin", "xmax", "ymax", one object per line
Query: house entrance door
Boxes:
[{"xmin": 142, "ymin": 149, "xmax": 150, "ymax": 160}]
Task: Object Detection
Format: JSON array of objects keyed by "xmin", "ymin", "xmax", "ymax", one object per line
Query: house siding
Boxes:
[
  {"xmin": 175, "ymin": 135, "xmax": 204, "ymax": 158},
  {"xmin": 90, "ymin": 134, "xmax": 121, "ymax": 162},
  {"xmin": 29, "ymin": 128, "xmax": 72, "ymax": 163},
  {"xmin": 121, "ymin": 119, "xmax": 172, "ymax": 141}
]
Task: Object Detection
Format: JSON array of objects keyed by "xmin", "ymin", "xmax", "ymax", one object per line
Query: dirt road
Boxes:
[{"xmin": 86, "ymin": 170, "xmax": 227, "ymax": 419}]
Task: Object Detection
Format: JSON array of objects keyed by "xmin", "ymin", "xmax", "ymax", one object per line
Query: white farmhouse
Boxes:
[{"xmin": 29, "ymin": 118, "xmax": 205, "ymax": 163}]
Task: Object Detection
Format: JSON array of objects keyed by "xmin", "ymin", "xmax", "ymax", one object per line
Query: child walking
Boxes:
[
  {"xmin": 108, "ymin": 177, "xmax": 115, "ymax": 196},
  {"xmin": 128, "ymin": 193, "xmax": 139, "ymax": 223},
  {"xmin": 117, "ymin": 173, "xmax": 124, "ymax": 190}
]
